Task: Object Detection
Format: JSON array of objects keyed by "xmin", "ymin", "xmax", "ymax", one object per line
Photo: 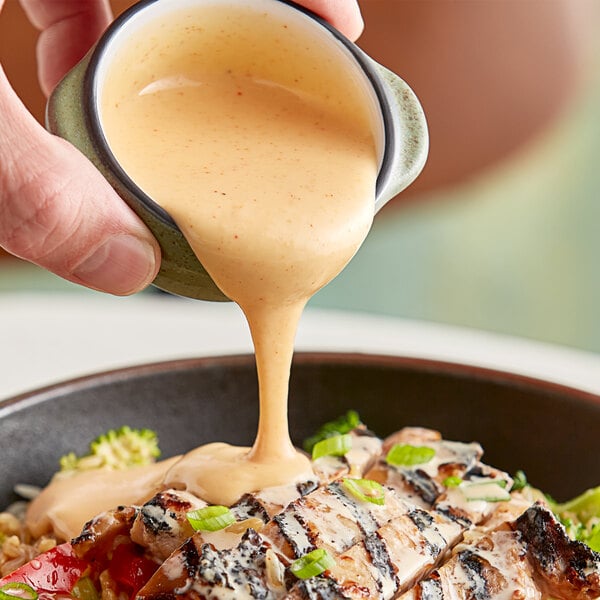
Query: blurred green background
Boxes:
[{"xmin": 313, "ymin": 64, "xmax": 600, "ymax": 352}]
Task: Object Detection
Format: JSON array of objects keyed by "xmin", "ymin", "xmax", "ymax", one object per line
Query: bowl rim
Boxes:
[{"xmin": 1, "ymin": 352, "xmax": 598, "ymax": 418}]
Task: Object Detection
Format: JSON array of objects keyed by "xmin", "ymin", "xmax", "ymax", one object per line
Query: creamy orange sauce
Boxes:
[
  {"xmin": 27, "ymin": 457, "xmax": 180, "ymax": 540},
  {"xmin": 27, "ymin": 1, "xmax": 380, "ymax": 536}
]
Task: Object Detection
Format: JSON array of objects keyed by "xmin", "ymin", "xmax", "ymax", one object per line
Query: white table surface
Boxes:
[{"xmin": 1, "ymin": 292, "xmax": 599, "ymax": 400}]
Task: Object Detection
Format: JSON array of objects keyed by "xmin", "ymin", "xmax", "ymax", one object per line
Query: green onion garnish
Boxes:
[
  {"xmin": 511, "ymin": 470, "xmax": 528, "ymax": 492},
  {"xmin": 342, "ymin": 478, "xmax": 385, "ymax": 505},
  {"xmin": 290, "ymin": 548, "xmax": 335, "ymax": 579},
  {"xmin": 303, "ymin": 410, "xmax": 361, "ymax": 453},
  {"xmin": 186, "ymin": 505, "xmax": 236, "ymax": 531},
  {"xmin": 386, "ymin": 444, "xmax": 435, "ymax": 467},
  {"xmin": 71, "ymin": 577, "xmax": 99, "ymax": 600},
  {"xmin": 460, "ymin": 479, "xmax": 511, "ymax": 502},
  {"xmin": 443, "ymin": 476, "xmax": 462, "ymax": 488},
  {"xmin": 312, "ymin": 434, "xmax": 352, "ymax": 460},
  {"xmin": 0, "ymin": 583, "xmax": 38, "ymax": 600}
]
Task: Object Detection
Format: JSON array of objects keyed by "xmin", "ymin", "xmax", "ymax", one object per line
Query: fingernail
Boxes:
[{"xmin": 73, "ymin": 234, "xmax": 158, "ymax": 295}]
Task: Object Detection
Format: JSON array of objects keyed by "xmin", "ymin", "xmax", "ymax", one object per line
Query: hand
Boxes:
[
  {"xmin": 0, "ymin": 0, "xmax": 362, "ymax": 295},
  {"xmin": 299, "ymin": 0, "xmax": 363, "ymax": 41},
  {"xmin": 0, "ymin": 0, "xmax": 161, "ymax": 295}
]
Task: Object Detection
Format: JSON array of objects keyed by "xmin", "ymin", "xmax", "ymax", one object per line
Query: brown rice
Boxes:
[{"xmin": 0, "ymin": 509, "xmax": 58, "ymax": 577}]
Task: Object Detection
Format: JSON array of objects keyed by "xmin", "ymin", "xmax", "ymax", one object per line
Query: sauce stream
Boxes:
[{"xmin": 27, "ymin": 2, "xmax": 380, "ymax": 536}]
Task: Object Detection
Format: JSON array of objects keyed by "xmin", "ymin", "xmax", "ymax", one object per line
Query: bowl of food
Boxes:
[{"xmin": 0, "ymin": 352, "xmax": 599, "ymax": 599}]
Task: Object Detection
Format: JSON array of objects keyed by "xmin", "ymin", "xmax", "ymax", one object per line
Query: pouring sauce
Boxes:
[{"xmin": 27, "ymin": 2, "xmax": 380, "ymax": 536}]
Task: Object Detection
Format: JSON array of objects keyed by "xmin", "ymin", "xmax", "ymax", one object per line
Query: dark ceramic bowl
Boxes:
[{"xmin": 1, "ymin": 353, "xmax": 598, "ymax": 510}]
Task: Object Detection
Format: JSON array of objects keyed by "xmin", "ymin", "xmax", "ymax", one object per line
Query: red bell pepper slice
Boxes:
[
  {"xmin": 0, "ymin": 543, "xmax": 88, "ymax": 594},
  {"xmin": 108, "ymin": 543, "xmax": 158, "ymax": 597}
]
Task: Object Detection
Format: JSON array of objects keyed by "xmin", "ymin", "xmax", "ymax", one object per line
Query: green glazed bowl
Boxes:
[{"xmin": 47, "ymin": 0, "xmax": 428, "ymax": 300}]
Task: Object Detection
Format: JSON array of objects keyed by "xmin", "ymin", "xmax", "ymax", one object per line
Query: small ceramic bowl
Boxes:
[
  {"xmin": 46, "ymin": 0, "xmax": 428, "ymax": 300},
  {"xmin": 1, "ymin": 353, "xmax": 598, "ymax": 509}
]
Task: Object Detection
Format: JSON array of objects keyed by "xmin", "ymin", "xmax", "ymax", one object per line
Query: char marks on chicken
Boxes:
[{"xmin": 69, "ymin": 427, "xmax": 600, "ymax": 600}]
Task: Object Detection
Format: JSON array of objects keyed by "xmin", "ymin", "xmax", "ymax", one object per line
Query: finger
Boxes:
[
  {"xmin": 19, "ymin": 0, "xmax": 112, "ymax": 96},
  {"xmin": 0, "ymin": 67, "xmax": 160, "ymax": 296},
  {"xmin": 296, "ymin": 0, "xmax": 364, "ymax": 41}
]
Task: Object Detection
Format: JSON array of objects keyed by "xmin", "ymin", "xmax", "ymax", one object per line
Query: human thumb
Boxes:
[{"xmin": 0, "ymin": 68, "xmax": 160, "ymax": 295}]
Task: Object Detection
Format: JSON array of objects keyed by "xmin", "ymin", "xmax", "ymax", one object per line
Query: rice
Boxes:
[{"xmin": 0, "ymin": 503, "xmax": 59, "ymax": 577}]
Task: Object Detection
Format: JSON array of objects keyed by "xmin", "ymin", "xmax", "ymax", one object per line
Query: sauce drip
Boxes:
[{"xmin": 27, "ymin": 1, "xmax": 380, "ymax": 534}]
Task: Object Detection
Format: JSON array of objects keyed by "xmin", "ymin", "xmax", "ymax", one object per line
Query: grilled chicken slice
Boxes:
[
  {"xmin": 231, "ymin": 480, "xmax": 319, "ymax": 526},
  {"xmin": 129, "ymin": 482, "xmax": 313, "ymax": 560},
  {"xmin": 367, "ymin": 428, "xmax": 512, "ymax": 519},
  {"xmin": 477, "ymin": 492, "xmax": 536, "ymax": 531},
  {"xmin": 433, "ymin": 475, "xmax": 515, "ymax": 529},
  {"xmin": 261, "ymin": 480, "xmax": 415, "ymax": 561},
  {"xmin": 366, "ymin": 429, "xmax": 484, "ymax": 507},
  {"xmin": 399, "ymin": 527, "xmax": 542, "ymax": 600},
  {"xmin": 129, "ymin": 484, "xmax": 312, "ymax": 559},
  {"xmin": 514, "ymin": 503, "xmax": 600, "ymax": 600},
  {"xmin": 137, "ymin": 480, "xmax": 467, "ymax": 600},
  {"xmin": 130, "ymin": 490, "xmax": 206, "ymax": 560},
  {"xmin": 72, "ymin": 504, "xmax": 138, "ymax": 561},
  {"xmin": 381, "ymin": 427, "xmax": 442, "ymax": 452},
  {"xmin": 138, "ymin": 528, "xmax": 285, "ymax": 600},
  {"xmin": 399, "ymin": 503, "xmax": 600, "ymax": 600},
  {"xmin": 285, "ymin": 506, "xmax": 464, "ymax": 600},
  {"xmin": 135, "ymin": 457, "xmax": 417, "ymax": 599},
  {"xmin": 131, "ymin": 429, "xmax": 514, "ymax": 600}
]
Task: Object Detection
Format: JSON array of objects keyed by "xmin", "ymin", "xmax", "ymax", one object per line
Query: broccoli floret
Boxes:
[{"xmin": 59, "ymin": 426, "xmax": 161, "ymax": 473}]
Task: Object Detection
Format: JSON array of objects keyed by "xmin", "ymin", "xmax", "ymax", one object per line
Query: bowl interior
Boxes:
[{"xmin": 1, "ymin": 353, "xmax": 598, "ymax": 509}]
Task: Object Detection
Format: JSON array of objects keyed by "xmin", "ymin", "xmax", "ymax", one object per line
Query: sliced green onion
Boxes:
[
  {"xmin": 490, "ymin": 478, "xmax": 507, "ymax": 488},
  {"xmin": 186, "ymin": 505, "xmax": 236, "ymax": 531},
  {"xmin": 460, "ymin": 479, "xmax": 511, "ymax": 502},
  {"xmin": 511, "ymin": 470, "xmax": 528, "ymax": 492},
  {"xmin": 290, "ymin": 548, "xmax": 335, "ymax": 579},
  {"xmin": 386, "ymin": 444, "xmax": 435, "ymax": 467},
  {"xmin": 443, "ymin": 476, "xmax": 463, "ymax": 488},
  {"xmin": 342, "ymin": 478, "xmax": 385, "ymax": 505},
  {"xmin": 312, "ymin": 434, "xmax": 352, "ymax": 460},
  {"xmin": 0, "ymin": 583, "xmax": 38, "ymax": 600},
  {"xmin": 72, "ymin": 577, "xmax": 99, "ymax": 600},
  {"xmin": 303, "ymin": 410, "xmax": 361, "ymax": 453}
]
